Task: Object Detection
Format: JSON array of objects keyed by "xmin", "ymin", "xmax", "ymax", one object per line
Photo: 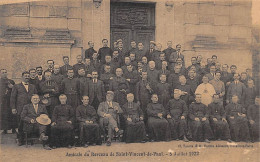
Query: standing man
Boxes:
[
  {"xmin": 189, "ymin": 94, "xmax": 213, "ymax": 142},
  {"xmin": 36, "ymin": 66, "xmax": 44, "ymax": 82},
  {"xmin": 205, "ymin": 65, "xmax": 217, "ymax": 81},
  {"xmin": 98, "ymin": 39, "xmax": 113, "ymax": 64},
  {"xmin": 39, "ymin": 71, "xmax": 59, "ymax": 117},
  {"xmin": 145, "ymin": 41, "xmax": 156, "ymax": 61},
  {"xmin": 61, "ymin": 69, "xmax": 80, "ymax": 111},
  {"xmin": 227, "ymin": 73, "xmax": 246, "ymax": 104},
  {"xmin": 127, "ymin": 40, "xmax": 137, "ymax": 56},
  {"xmin": 73, "ymin": 55, "xmax": 85, "ymax": 78},
  {"xmin": 147, "ymin": 61, "xmax": 160, "ymax": 90},
  {"xmin": 135, "ymin": 42, "xmax": 146, "ymax": 62},
  {"xmin": 100, "ymin": 65, "xmax": 115, "ymax": 92},
  {"xmin": 85, "ymin": 41, "xmax": 97, "ymax": 59},
  {"xmin": 166, "ymin": 89, "xmax": 189, "ymax": 142},
  {"xmin": 247, "ymin": 96, "xmax": 260, "ymax": 142},
  {"xmin": 169, "ymin": 44, "xmax": 185, "ymax": 68},
  {"xmin": 10, "ymin": 71, "xmax": 37, "ymax": 145},
  {"xmin": 163, "ymin": 41, "xmax": 176, "ymax": 62},
  {"xmin": 60, "ymin": 56, "xmax": 73, "ymax": 77},
  {"xmin": 109, "ymin": 68, "xmax": 129, "ymax": 93},
  {"xmin": 45, "ymin": 60, "xmax": 55, "ymax": 74},
  {"xmin": 123, "ymin": 65, "xmax": 139, "ymax": 93},
  {"xmin": 0, "ymin": 69, "xmax": 15, "ymax": 134},
  {"xmin": 156, "ymin": 74, "xmax": 171, "ymax": 108},
  {"xmin": 97, "ymin": 91, "xmax": 123, "ymax": 146},
  {"xmin": 52, "ymin": 65, "xmax": 64, "ymax": 91},
  {"xmin": 86, "ymin": 71, "xmax": 105, "ymax": 110},
  {"xmin": 209, "ymin": 71, "xmax": 225, "ymax": 105}
]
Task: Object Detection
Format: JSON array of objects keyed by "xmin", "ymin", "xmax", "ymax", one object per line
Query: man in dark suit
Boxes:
[
  {"xmin": 163, "ymin": 41, "xmax": 176, "ymax": 62},
  {"xmin": 98, "ymin": 39, "xmax": 113, "ymax": 64},
  {"xmin": 227, "ymin": 73, "xmax": 246, "ymax": 104},
  {"xmin": 0, "ymin": 69, "xmax": 16, "ymax": 134},
  {"xmin": 85, "ymin": 71, "xmax": 105, "ymax": 110},
  {"xmin": 205, "ymin": 65, "xmax": 216, "ymax": 81},
  {"xmin": 44, "ymin": 60, "xmax": 54, "ymax": 74},
  {"xmin": 100, "ymin": 65, "xmax": 115, "ymax": 92},
  {"xmin": 127, "ymin": 40, "xmax": 137, "ymax": 56},
  {"xmin": 145, "ymin": 41, "xmax": 156, "ymax": 61},
  {"xmin": 135, "ymin": 42, "xmax": 146, "ymax": 62},
  {"xmin": 60, "ymin": 56, "xmax": 73, "ymax": 77},
  {"xmin": 169, "ymin": 44, "xmax": 185, "ymax": 68},
  {"xmin": 73, "ymin": 55, "xmax": 85, "ymax": 78},
  {"xmin": 85, "ymin": 41, "xmax": 97, "ymax": 60},
  {"xmin": 116, "ymin": 39, "xmax": 127, "ymax": 60},
  {"xmin": 247, "ymin": 96, "xmax": 260, "ymax": 142},
  {"xmin": 10, "ymin": 71, "xmax": 38, "ymax": 145},
  {"xmin": 36, "ymin": 66, "xmax": 44, "ymax": 82},
  {"xmin": 21, "ymin": 94, "xmax": 51, "ymax": 150}
]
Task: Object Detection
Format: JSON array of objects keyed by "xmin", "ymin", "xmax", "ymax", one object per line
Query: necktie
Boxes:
[{"xmin": 34, "ymin": 104, "xmax": 38, "ymax": 113}]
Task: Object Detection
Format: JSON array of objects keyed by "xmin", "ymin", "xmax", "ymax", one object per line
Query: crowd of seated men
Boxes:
[{"xmin": 0, "ymin": 39, "xmax": 259, "ymax": 150}]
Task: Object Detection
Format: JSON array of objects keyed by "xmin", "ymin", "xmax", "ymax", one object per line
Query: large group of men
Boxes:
[{"xmin": 0, "ymin": 39, "xmax": 259, "ymax": 150}]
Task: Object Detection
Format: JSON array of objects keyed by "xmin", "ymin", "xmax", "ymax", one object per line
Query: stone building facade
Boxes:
[{"xmin": 0, "ymin": 0, "xmax": 254, "ymax": 81}]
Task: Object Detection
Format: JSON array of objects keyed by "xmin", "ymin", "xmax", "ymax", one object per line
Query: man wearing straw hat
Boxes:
[{"xmin": 20, "ymin": 94, "xmax": 51, "ymax": 150}]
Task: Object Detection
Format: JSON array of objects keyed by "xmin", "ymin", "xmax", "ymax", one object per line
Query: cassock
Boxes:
[
  {"xmin": 225, "ymin": 103, "xmax": 250, "ymax": 141},
  {"xmin": 100, "ymin": 72, "xmax": 115, "ymax": 92},
  {"xmin": 189, "ymin": 102, "xmax": 213, "ymax": 141},
  {"xmin": 76, "ymin": 104, "xmax": 101, "ymax": 145},
  {"xmin": 61, "ymin": 78, "xmax": 80, "ymax": 110},
  {"xmin": 51, "ymin": 104, "xmax": 74, "ymax": 147},
  {"xmin": 122, "ymin": 102, "xmax": 146, "ymax": 143},
  {"xmin": 163, "ymin": 47, "xmax": 176, "ymax": 62},
  {"xmin": 109, "ymin": 76, "xmax": 129, "ymax": 92},
  {"xmin": 166, "ymin": 98, "xmax": 188, "ymax": 139},
  {"xmin": 135, "ymin": 49, "xmax": 146, "ymax": 62},
  {"xmin": 156, "ymin": 82, "xmax": 171, "ymax": 107},
  {"xmin": 97, "ymin": 47, "xmax": 113, "ymax": 63},
  {"xmin": 247, "ymin": 104, "xmax": 260, "ymax": 141},
  {"xmin": 187, "ymin": 77, "xmax": 199, "ymax": 94},
  {"xmin": 73, "ymin": 63, "xmax": 85, "ymax": 78},
  {"xmin": 147, "ymin": 102, "xmax": 170, "ymax": 141},
  {"xmin": 51, "ymin": 73, "xmax": 63, "ymax": 91},
  {"xmin": 208, "ymin": 102, "xmax": 231, "ymax": 140},
  {"xmin": 39, "ymin": 80, "xmax": 59, "ymax": 117},
  {"xmin": 60, "ymin": 64, "xmax": 73, "ymax": 77},
  {"xmin": 195, "ymin": 83, "xmax": 216, "ymax": 106},
  {"xmin": 0, "ymin": 78, "xmax": 15, "ymax": 130},
  {"xmin": 111, "ymin": 56, "xmax": 123, "ymax": 69},
  {"xmin": 176, "ymin": 84, "xmax": 194, "ymax": 105},
  {"xmin": 123, "ymin": 70, "xmax": 139, "ymax": 93},
  {"xmin": 168, "ymin": 73, "xmax": 181, "ymax": 90},
  {"xmin": 147, "ymin": 68, "xmax": 159, "ymax": 90},
  {"xmin": 243, "ymin": 87, "xmax": 257, "ymax": 108},
  {"xmin": 85, "ymin": 47, "xmax": 97, "ymax": 59}
]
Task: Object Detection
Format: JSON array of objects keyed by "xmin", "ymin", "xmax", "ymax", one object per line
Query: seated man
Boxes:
[
  {"xmin": 147, "ymin": 94, "xmax": 170, "ymax": 142},
  {"xmin": 189, "ymin": 93, "xmax": 213, "ymax": 143},
  {"xmin": 122, "ymin": 93, "xmax": 146, "ymax": 143},
  {"xmin": 226, "ymin": 95, "xmax": 250, "ymax": 142},
  {"xmin": 247, "ymin": 96, "xmax": 260, "ymax": 142},
  {"xmin": 51, "ymin": 94, "xmax": 74, "ymax": 148},
  {"xmin": 97, "ymin": 91, "xmax": 123, "ymax": 146},
  {"xmin": 76, "ymin": 96, "xmax": 101, "ymax": 147},
  {"xmin": 166, "ymin": 89, "xmax": 189, "ymax": 142},
  {"xmin": 20, "ymin": 94, "xmax": 51, "ymax": 150},
  {"xmin": 208, "ymin": 94, "xmax": 232, "ymax": 142}
]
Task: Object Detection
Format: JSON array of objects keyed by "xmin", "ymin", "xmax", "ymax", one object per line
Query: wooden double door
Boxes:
[{"xmin": 110, "ymin": 2, "xmax": 155, "ymax": 52}]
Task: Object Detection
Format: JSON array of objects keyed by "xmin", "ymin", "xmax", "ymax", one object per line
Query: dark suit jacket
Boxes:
[
  {"xmin": 85, "ymin": 80, "xmax": 105, "ymax": 104},
  {"xmin": 76, "ymin": 104, "xmax": 98, "ymax": 123},
  {"xmin": 169, "ymin": 51, "xmax": 185, "ymax": 67},
  {"xmin": 21, "ymin": 103, "xmax": 48, "ymax": 123},
  {"xmin": 10, "ymin": 83, "xmax": 38, "ymax": 115}
]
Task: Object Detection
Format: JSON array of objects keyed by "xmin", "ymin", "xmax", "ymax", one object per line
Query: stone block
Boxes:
[
  {"xmin": 68, "ymin": 19, "xmax": 81, "ymax": 31},
  {"xmin": 214, "ymin": 15, "xmax": 229, "ymax": 26},
  {"xmin": 184, "ymin": 3, "xmax": 199, "ymax": 14},
  {"xmin": 185, "ymin": 24, "xmax": 199, "ymax": 36},
  {"xmin": 49, "ymin": 6, "xmax": 68, "ymax": 17},
  {"xmin": 214, "ymin": 5, "xmax": 230, "ymax": 16},
  {"xmin": 68, "ymin": 7, "xmax": 81, "ymax": 19},
  {"xmin": 185, "ymin": 13, "xmax": 199, "ymax": 24},
  {"xmin": 199, "ymin": 14, "xmax": 214, "ymax": 24},
  {"xmin": 197, "ymin": 24, "xmax": 214, "ymax": 36},
  {"xmin": 0, "ymin": 3, "xmax": 29, "ymax": 17},
  {"xmin": 30, "ymin": 17, "xmax": 67, "ymax": 29},
  {"xmin": 213, "ymin": 26, "xmax": 229, "ymax": 42},
  {"xmin": 0, "ymin": 16, "xmax": 29, "ymax": 28},
  {"xmin": 230, "ymin": 5, "xmax": 251, "ymax": 18},
  {"xmin": 68, "ymin": 0, "xmax": 82, "ymax": 7},
  {"xmin": 30, "ymin": 5, "xmax": 49, "ymax": 17},
  {"xmin": 199, "ymin": 3, "xmax": 214, "ymax": 15},
  {"xmin": 230, "ymin": 16, "xmax": 251, "ymax": 26},
  {"xmin": 229, "ymin": 26, "xmax": 251, "ymax": 39}
]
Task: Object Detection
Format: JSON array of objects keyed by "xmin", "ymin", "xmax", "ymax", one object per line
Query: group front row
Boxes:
[{"xmin": 19, "ymin": 90, "xmax": 259, "ymax": 150}]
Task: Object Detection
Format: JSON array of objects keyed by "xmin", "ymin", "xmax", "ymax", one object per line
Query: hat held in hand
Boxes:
[{"xmin": 36, "ymin": 114, "xmax": 51, "ymax": 125}]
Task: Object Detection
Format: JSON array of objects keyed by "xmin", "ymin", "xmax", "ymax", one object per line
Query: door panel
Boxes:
[
  {"xmin": 135, "ymin": 30, "xmax": 155, "ymax": 52},
  {"xmin": 110, "ymin": 29, "xmax": 131, "ymax": 51}
]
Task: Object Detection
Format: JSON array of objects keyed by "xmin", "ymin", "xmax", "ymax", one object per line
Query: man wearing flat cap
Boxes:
[{"xmin": 97, "ymin": 91, "xmax": 123, "ymax": 146}]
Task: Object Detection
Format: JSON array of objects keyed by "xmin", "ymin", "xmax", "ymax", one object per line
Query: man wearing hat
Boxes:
[
  {"xmin": 51, "ymin": 94, "xmax": 74, "ymax": 148},
  {"xmin": 97, "ymin": 91, "xmax": 123, "ymax": 146},
  {"xmin": 166, "ymin": 89, "xmax": 189, "ymax": 142},
  {"xmin": 20, "ymin": 94, "xmax": 51, "ymax": 150},
  {"xmin": 60, "ymin": 56, "xmax": 73, "ymax": 77},
  {"xmin": 145, "ymin": 41, "xmax": 156, "ymax": 61}
]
